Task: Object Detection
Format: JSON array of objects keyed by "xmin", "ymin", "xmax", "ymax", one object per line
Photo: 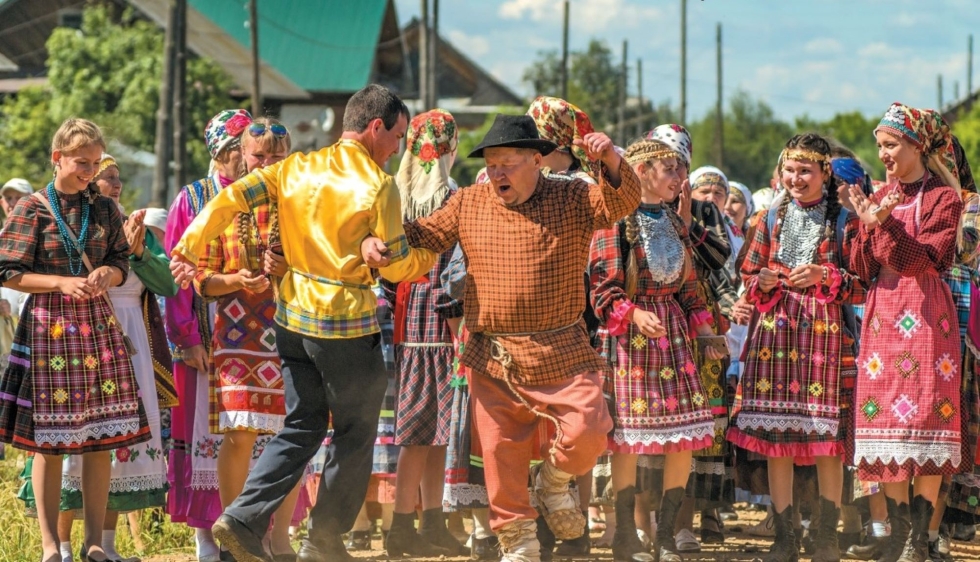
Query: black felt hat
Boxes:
[{"xmin": 468, "ymin": 114, "xmax": 558, "ymax": 158}]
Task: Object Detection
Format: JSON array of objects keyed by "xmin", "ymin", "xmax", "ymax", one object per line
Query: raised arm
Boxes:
[
  {"xmin": 870, "ymin": 187, "xmax": 962, "ymax": 277},
  {"xmin": 172, "ymin": 163, "xmax": 282, "ymax": 265},
  {"xmin": 588, "ymin": 153, "xmax": 642, "ymax": 230},
  {"xmin": 130, "ymin": 229, "xmax": 179, "ymax": 297}
]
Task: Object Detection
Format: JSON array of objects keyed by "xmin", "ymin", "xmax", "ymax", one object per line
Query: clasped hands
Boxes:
[
  {"xmin": 756, "ymin": 264, "xmax": 824, "ymax": 293},
  {"xmin": 170, "ymin": 249, "xmax": 285, "ymax": 292},
  {"xmin": 847, "ymin": 184, "xmax": 903, "ymax": 231}
]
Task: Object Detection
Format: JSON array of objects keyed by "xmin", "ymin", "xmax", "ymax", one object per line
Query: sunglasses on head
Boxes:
[{"xmin": 248, "ymin": 123, "xmax": 288, "ymax": 138}]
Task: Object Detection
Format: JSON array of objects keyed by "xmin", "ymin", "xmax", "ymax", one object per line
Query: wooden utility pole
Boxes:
[
  {"xmin": 636, "ymin": 58, "xmax": 643, "ymax": 138},
  {"xmin": 956, "ymin": 81, "xmax": 961, "ymax": 101},
  {"xmin": 249, "ymin": 0, "xmax": 261, "ymax": 116},
  {"xmin": 172, "ymin": 0, "xmax": 188, "ymax": 190},
  {"xmin": 714, "ymin": 23, "xmax": 723, "ymax": 167},
  {"xmin": 429, "ymin": 0, "xmax": 438, "ymax": 108},
  {"xmin": 419, "ymin": 0, "xmax": 428, "ymax": 109},
  {"xmin": 151, "ymin": 0, "xmax": 176, "ymax": 207},
  {"xmin": 560, "ymin": 0, "xmax": 569, "ymax": 100},
  {"xmin": 680, "ymin": 0, "xmax": 687, "ymax": 124},
  {"xmin": 938, "ymin": 75, "xmax": 944, "ymax": 109},
  {"xmin": 618, "ymin": 40, "xmax": 627, "ymax": 147},
  {"xmin": 969, "ymin": 34, "xmax": 974, "ymax": 98}
]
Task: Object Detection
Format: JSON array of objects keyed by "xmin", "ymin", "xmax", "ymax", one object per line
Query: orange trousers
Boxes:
[{"xmin": 470, "ymin": 371, "xmax": 612, "ymax": 531}]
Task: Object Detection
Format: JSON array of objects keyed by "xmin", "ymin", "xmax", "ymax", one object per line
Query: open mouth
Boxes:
[{"xmin": 497, "ymin": 184, "xmax": 512, "ymax": 194}]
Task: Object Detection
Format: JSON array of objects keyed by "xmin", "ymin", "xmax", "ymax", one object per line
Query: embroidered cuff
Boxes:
[
  {"xmin": 607, "ymin": 299, "xmax": 636, "ymax": 336},
  {"xmin": 748, "ymin": 279, "xmax": 783, "ymax": 313},
  {"xmin": 814, "ymin": 265, "xmax": 843, "ymax": 304},
  {"xmin": 384, "ymin": 235, "xmax": 410, "ymax": 264}
]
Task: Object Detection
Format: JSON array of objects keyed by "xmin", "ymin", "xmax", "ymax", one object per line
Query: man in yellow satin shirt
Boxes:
[{"xmin": 170, "ymin": 84, "xmax": 437, "ymax": 562}]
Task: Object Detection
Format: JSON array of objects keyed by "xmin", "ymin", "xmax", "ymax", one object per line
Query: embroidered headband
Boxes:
[
  {"xmin": 98, "ymin": 153, "xmax": 117, "ymax": 175},
  {"xmin": 625, "ymin": 141, "xmax": 677, "ymax": 165},
  {"xmin": 690, "ymin": 166, "xmax": 729, "ymax": 193}
]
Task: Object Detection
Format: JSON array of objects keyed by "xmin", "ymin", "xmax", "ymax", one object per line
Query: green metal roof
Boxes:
[{"xmin": 188, "ymin": 0, "xmax": 388, "ymax": 93}]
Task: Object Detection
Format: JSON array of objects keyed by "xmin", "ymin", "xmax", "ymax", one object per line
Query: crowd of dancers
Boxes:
[{"xmin": 0, "ymin": 82, "xmax": 977, "ymax": 562}]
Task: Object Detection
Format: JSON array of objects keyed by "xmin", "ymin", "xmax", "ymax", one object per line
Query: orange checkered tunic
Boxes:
[{"xmin": 403, "ymin": 158, "xmax": 641, "ymax": 385}]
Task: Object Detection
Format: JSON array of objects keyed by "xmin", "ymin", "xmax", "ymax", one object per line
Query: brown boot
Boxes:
[
  {"xmin": 653, "ymin": 487, "xmax": 685, "ymax": 562},
  {"xmin": 611, "ymin": 486, "xmax": 654, "ymax": 562},
  {"xmin": 757, "ymin": 505, "xmax": 799, "ymax": 562},
  {"xmin": 811, "ymin": 497, "xmax": 841, "ymax": 562},
  {"xmin": 384, "ymin": 512, "xmax": 453, "ymax": 558},
  {"xmin": 877, "ymin": 497, "xmax": 911, "ymax": 562},
  {"xmin": 895, "ymin": 496, "xmax": 933, "ymax": 562}
]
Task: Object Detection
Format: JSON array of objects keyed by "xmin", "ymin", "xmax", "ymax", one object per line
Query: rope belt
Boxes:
[
  {"xmin": 485, "ymin": 318, "xmax": 582, "ymax": 465},
  {"xmin": 288, "ymin": 267, "xmax": 372, "ymax": 290}
]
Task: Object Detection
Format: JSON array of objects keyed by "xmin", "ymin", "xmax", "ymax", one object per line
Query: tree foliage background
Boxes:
[
  {"xmin": 0, "ymin": 4, "xmax": 237, "ymax": 203},
  {"xmin": 520, "ymin": 40, "xmax": 887, "ymax": 191}
]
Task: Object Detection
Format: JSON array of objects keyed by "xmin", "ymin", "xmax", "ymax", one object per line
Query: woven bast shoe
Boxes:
[{"xmin": 532, "ymin": 462, "xmax": 586, "ymax": 541}]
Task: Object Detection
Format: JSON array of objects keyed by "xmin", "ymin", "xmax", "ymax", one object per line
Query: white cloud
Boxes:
[
  {"xmin": 498, "ymin": 0, "xmax": 660, "ymax": 33},
  {"xmin": 447, "ymin": 30, "xmax": 490, "ymax": 57},
  {"xmin": 857, "ymin": 42, "xmax": 895, "ymax": 58},
  {"xmin": 890, "ymin": 12, "xmax": 917, "ymax": 27},
  {"xmin": 803, "ymin": 38, "xmax": 843, "ymax": 55},
  {"xmin": 498, "ymin": 0, "xmax": 562, "ymax": 21}
]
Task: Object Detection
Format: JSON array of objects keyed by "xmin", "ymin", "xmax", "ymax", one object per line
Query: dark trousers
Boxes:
[{"xmin": 226, "ymin": 326, "xmax": 387, "ymax": 540}]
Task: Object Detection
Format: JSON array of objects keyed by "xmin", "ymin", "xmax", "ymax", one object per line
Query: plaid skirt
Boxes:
[
  {"xmin": 947, "ymin": 348, "xmax": 980, "ymax": 513},
  {"xmin": 393, "ymin": 344, "xmax": 455, "ymax": 446},
  {"xmin": 598, "ymin": 294, "xmax": 715, "ymax": 455},
  {"xmin": 0, "ymin": 293, "xmax": 150, "ymax": 454}
]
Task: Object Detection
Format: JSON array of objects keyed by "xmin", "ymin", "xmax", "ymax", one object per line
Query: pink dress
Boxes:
[
  {"xmin": 851, "ymin": 174, "xmax": 965, "ymax": 481},
  {"xmin": 165, "ymin": 174, "xmax": 226, "ymax": 528}
]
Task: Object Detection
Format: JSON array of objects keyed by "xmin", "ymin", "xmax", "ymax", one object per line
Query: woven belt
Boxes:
[{"xmin": 288, "ymin": 267, "xmax": 371, "ymax": 290}]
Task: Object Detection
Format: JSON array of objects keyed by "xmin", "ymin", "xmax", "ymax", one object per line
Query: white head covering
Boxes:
[
  {"xmin": 729, "ymin": 181, "xmax": 754, "ymax": 219},
  {"xmin": 142, "ymin": 208, "xmax": 169, "ymax": 233},
  {"xmin": 646, "ymin": 124, "xmax": 693, "ymax": 168},
  {"xmin": 1, "ymin": 178, "xmax": 33, "ymax": 196},
  {"xmin": 752, "ymin": 187, "xmax": 777, "ymax": 212}
]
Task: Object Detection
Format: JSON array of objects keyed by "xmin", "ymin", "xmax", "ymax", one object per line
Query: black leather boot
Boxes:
[
  {"xmin": 758, "ymin": 505, "xmax": 800, "ymax": 562},
  {"xmin": 611, "ymin": 485, "xmax": 654, "ymax": 562},
  {"xmin": 877, "ymin": 497, "xmax": 911, "ymax": 562},
  {"xmin": 536, "ymin": 514, "xmax": 556, "ymax": 562},
  {"xmin": 811, "ymin": 497, "xmax": 841, "ymax": 562},
  {"xmin": 896, "ymin": 496, "xmax": 934, "ymax": 562},
  {"xmin": 384, "ymin": 511, "xmax": 453, "ymax": 558},
  {"xmin": 418, "ymin": 507, "xmax": 467, "ymax": 556},
  {"xmin": 653, "ymin": 487, "xmax": 685, "ymax": 562}
]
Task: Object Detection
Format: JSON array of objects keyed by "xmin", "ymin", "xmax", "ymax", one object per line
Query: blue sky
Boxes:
[{"xmin": 392, "ymin": 0, "xmax": 979, "ymax": 122}]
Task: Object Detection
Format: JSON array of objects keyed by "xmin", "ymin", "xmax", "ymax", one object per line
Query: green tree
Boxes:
[
  {"xmin": 952, "ymin": 103, "xmax": 980, "ymax": 181},
  {"xmin": 0, "ymin": 4, "xmax": 236, "ymax": 196},
  {"xmin": 690, "ymin": 90, "xmax": 793, "ymax": 189},
  {"xmin": 523, "ymin": 39, "xmax": 623, "ymax": 129}
]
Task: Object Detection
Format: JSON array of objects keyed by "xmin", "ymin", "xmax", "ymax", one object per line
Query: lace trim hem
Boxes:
[
  {"xmin": 64, "ymin": 473, "xmax": 168, "ymax": 493},
  {"xmin": 35, "ymin": 418, "xmax": 144, "ymax": 446}
]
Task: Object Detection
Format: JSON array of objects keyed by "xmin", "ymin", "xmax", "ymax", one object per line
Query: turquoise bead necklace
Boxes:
[{"xmin": 46, "ymin": 182, "xmax": 91, "ymax": 276}]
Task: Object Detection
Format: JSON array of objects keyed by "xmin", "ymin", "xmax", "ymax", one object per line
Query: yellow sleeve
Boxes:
[
  {"xmin": 172, "ymin": 163, "xmax": 282, "ymax": 264},
  {"xmin": 373, "ymin": 176, "xmax": 437, "ymax": 282}
]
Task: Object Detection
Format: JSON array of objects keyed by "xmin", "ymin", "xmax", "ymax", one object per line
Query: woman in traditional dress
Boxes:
[
  {"xmin": 646, "ymin": 125, "xmax": 737, "ymax": 552},
  {"xmin": 729, "ymin": 133, "xmax": 864, "ymax": 562},
  {"xmin": 847, "ymin": 103, "xmax": 965, "ymax": 562},
  {"xmin": 165, "ymin": 108, "xmax": 253, "ymax": 562},
  {"xmin": 56, "ymin": 154, "xmax": 179, "ymax": 562},
  {"xmin": 0, "ymin": 118, "xmax": 150, "ymax": 562},
  {"xmin": 590, "ymin": 138, "xmax": 723, "ymax": 562},
  {"xmin": 193, "ymin": 116, "xmax": 301, "ymax": 562},
  {"xmin": 383, "ymin": 109, "xmax": 465, "ymax": 558}
]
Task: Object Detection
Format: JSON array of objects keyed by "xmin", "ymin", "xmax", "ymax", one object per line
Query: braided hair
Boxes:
[{"xmin": 778, "ymin": 133, "xmax": 843, "ymax": 267}]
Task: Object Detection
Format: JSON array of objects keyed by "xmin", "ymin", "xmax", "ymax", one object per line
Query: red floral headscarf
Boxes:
[
  {"xmin": 527, "ymin": 96, "xmax": 599, "ymax": 180},
  {"xmin": 397, "ymin": 109, "xmax": 459, "ymax": 221}
]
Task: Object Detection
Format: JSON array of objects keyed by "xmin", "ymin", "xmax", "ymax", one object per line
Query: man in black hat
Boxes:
[{"xmin": 363, "ymin": 114, "xmax": 641, "ymax": 562}]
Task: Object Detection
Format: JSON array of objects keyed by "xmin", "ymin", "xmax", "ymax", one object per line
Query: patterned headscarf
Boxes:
[
  {"xmin": 98, "ymin": 153, "xmax": 118, "ymax": 175},
  {"xmin": 690, "ymin": 165, "xmax": 729, "ymax": 193},
  {"xmin": 397, "ymin": 109, "xmax": 459, "ymax": 221},
  {"xmin": 527, "ymin": 96, "xmax": 598, "ymax": 179},
  {"xmin": 875, "ymin": 102, "xmax": 957, "ymax": 180},
  {"xmin": 953, "ymin": 135, "xmax": 976, "ymax": 193},
  {"xmin": 646, "ymin": 124, "xmax": 693, "ymax": 168},
  {"xmin": 729, "ymin": 180, "xmax": 754, "ymax": 218},
  {"xmin": 205, "ymin": 109, "xmax": 253, "ymax": 159}
]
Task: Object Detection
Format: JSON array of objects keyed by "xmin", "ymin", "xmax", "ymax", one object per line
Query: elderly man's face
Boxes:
[{"xmin": 483, "ymin": 147, "xmax": 543, "ymax": 206}]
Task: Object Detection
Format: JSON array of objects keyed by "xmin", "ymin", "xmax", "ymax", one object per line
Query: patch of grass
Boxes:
[{"xmin": 0, "ymin": 450, "xmax": 195, "ymax": 560}]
